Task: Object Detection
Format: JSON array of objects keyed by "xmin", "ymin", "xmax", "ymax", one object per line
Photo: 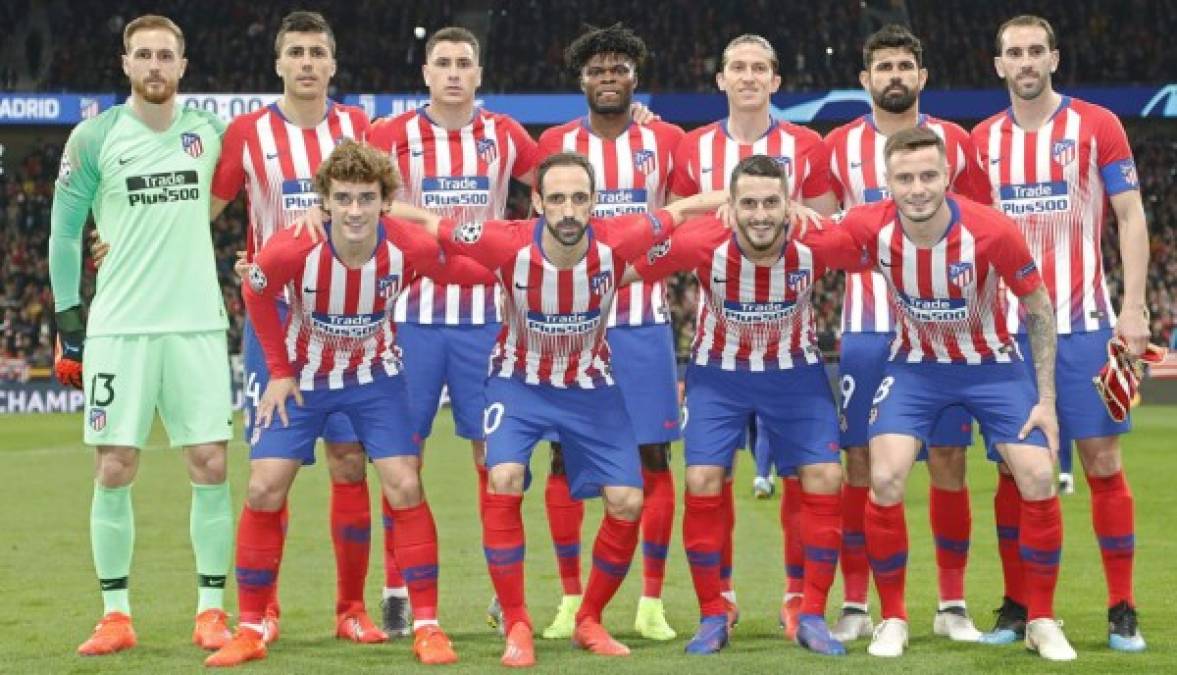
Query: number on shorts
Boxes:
[
  {"xmin": 872, "ymin": 375, "xmax": 895, "ymax": 405},
  {"xmin": 839, "ymin": 375, "xmax": 856, "ymax": 411},
  {"xmin": 90, "ymin": 373, "xmax": 116, "ymax": 407},
  {"xmin": 245, "ymin": 371, "xmax": 261, "ymax": 411},
  {"xmin": 483, "ymin": 402, "xmax": 505, "ymax": 436}
]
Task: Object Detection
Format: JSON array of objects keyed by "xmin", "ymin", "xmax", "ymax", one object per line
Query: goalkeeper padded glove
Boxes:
[
  {"xmin": 54, "ymin": 306, "xmax": 85, "ymax": 389},
  {"xmin": 1093, "ymin": 337, "xmax": 1167, "ymax": 422}
]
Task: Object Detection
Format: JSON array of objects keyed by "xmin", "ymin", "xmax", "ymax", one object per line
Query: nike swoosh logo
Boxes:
[
  {"xmin": 266, "ymin": 152, "xmax": 279, "ymax": 160},
  {"xmin": 411, "ymin": 150, "xmax": 424, "ymax": 157},
  {"xmin": 118, "ymin": 157, "xmax": 135, "ymax": 165},
  {"xmin": 700, "ymin": 166, "xmax": 712, "ymax": 174},
  {"xmin": 514, "ymin": 282, "xmax": 536, "ymax": 290},
  {"xmin": 711, "ymin": 276, "xmax": 727, "ymax": 284},
  {"xmin": 878, "ymin": 259, "xmax": 896, "ymax": 267},
  {"xmin": 989, "ymin": 157, "xmax": 1001, "ymax": 165},
  {"xmin": 303, "ymin": 286, "xmax": 318, "ymax": 293},
  {"xmin": 849, "ymin": 161, "xmax": 862, "ymax": 168}
]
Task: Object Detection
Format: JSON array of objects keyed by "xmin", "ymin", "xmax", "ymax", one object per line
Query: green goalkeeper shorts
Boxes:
[{"xmin": 83, "ymin": 331, "xmax": 234, "ymax": 448}]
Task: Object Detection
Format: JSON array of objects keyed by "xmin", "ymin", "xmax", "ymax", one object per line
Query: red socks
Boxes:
[
  {"xmin": 865, "ymin": 498, "xmax": 908, "ymax": 620},
  {"xmin": 840, "ymin": 484, "xmax": 870, "ymax": 607},
  {"xmin": 783, "ymin": 478, "xmax": 804, "ymax": 595},
  {"xmin": 236, "ymin": 505, "xmax": 286, "ymax": 625},
  {"xmin": 576, "ymin": 514, "xmax": 640, "ymax": 624},
  {"xmin": 994, "ymin": 472, "xmax": 1024, "ymax": 604},
  {"xmin": 684, "ymin": 493, "xmax": 726, "ymax": 617},
  {"xmin": 799, "ymin": 491, "xmax": 842, "ymax": 616},
  {"xmin": 1088, "ymin": 470, "xmax": 1135, "ymax": 607},
  {"xmin": 641, "ymin": 468, "xmax": 675, "ymax": 598},
  {"xmin": 544, "ymin": 473, "xmax": 584, "ymax": 596},
  {"xmin": 929, "ymin": 485, "xmax": 971, "ymax": 604},
  {"xmin": 389, "ymin": 501, "xmax": 440, "ymax": 621},
  {"xmin": 483, "ymin": 493, "xmax": 530, "ymax": 630},
  {"xmin": 381, "ymin": 495, "xmax": 406, "ymax": 589},
  {"xmin": 719, "ymin": 480, "xmax": 735, "ymax": 592},
  {"xmin": 330, "ymin": 481, "xmax": 371, "ymax": 614},
  {"xmin": 1020, "ymin": 495, "xmax": 1062, "ymax": 620}
]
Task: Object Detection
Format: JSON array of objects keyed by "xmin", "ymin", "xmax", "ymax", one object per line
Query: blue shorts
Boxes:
[
  {"xmin": 483, "ymin": 377, "xmax": 642, "ymax": 499},
  {"xmin": 606, "ymin": 323, "xmax": 682, "ymax": 444},
  {"xmin": 682, "ymin": 364, "xmax": 842, "ymax": 471},
  {"xmin": 398, "ymin": 322, "xmax": 500, "ymax": 441},
  {"xmin": 866, "ymin": 360, "xmax": 1048, "ymax": 462},
  {"xmin": 250, "ymin": 374, "xmax": 420, "ymax": 464},
  {"xmin": 1017, "ymin": 328, "xmax": 1131, "ymax": 446},
  {"xmin": 839, "ymin": 332, "xmax": 973, "ymax": 453},
  {"xmin": 244, "ymin": 305, "xmax": 357, "ymax": 447}
]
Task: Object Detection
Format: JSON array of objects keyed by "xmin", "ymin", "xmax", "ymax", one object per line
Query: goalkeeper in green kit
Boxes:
[{"xmin": 48, "ymin": 15, "xmax": 234, "ymax": 656}]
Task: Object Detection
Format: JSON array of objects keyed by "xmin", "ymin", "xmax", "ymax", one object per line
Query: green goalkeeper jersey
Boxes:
[{"xmin": 49, "ymin": 103, "xmax": 228, "ymax": 337}]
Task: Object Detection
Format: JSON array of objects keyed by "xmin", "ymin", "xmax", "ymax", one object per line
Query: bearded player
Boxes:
[
  {"xmin": 633, "ymin": 155, "xmax": 868, "ymax": 656},
  {"xmin": 973, "ymin": 14, "xmax": 1151, "ymax": 652},
  {"xmin": 534, "ymin": 22, "xmax": 684, "ymax": 641},
  {"xmin": 388, "ymin": 152, "xmax": 726, "ymax": 666},
  {"xmin": 50, "ymin": 15, "xmax": 234, "ymax": 656},
  {"xmin": 823, "ymin": 24, "xmax": 993, "ymax": 643},
  {"xmin": 669, "ymin": 33, "xmax": 838, "ymax": 633}
]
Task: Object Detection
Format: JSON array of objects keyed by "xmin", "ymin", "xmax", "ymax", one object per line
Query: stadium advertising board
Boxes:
[{"xmin": 5, "ymin": 86, "xmax": 1177, "ymax": 126}]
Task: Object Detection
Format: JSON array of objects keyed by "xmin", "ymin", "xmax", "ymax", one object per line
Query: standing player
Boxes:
[
  {"xmin": 822, "ymin": 128, "xmax": 1073, "ymax": 661},
  {"xmin": 669, "ymin": 33, "xmax": 838, "ymax": 631},
  {"xmin": 368, "ymin": 30, "xmax": 537, "ymax": 628},
  {"xmin": 823, "ymin": 24, "xmax": 992, "ymax": 643},
  {"xmin": 389, "ymin": 152, "xmax": 726, "ymax": 667},
  {"xmin": 204, "ymin": 141, "xmax": 482, "ymax": 667},
  {"xmin": 535, "ymin": 23, "xmax": 684, "ymax": 641},
  {"xmin": 49, "ymin": 15, "xmax": 234, "ymax": 655},
  {"xmin": 209, "ymin": 11, "xmax": 391, "ymax": 642},
  {"xmin": 633, "ymin": 155, "xmax": 859, "ymax": 656},
  {"xmin": 973, "ymin": 14, "xmax": 1151, "ymax": 652}
]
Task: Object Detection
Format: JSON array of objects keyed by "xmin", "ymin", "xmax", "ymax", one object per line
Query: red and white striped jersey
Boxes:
[
  {"xmin": 826, "ymin": 114, "xmax": 993, "ymax": 334},
  {"xmin": 369, "ymin": 107, "xmax": 539, "ymax": 326},
  {"xmin": 243, "ymin": 218, "xmax": 494, "ymax": 391},
  {"xmin": 828, "ymin": 197, "xmax": 1043, "ymax": 363},
  {"xmin": 669, "ymin": 118, "xmax": 832, "ymax": 199},
  {"xmin": 212, "ymin": 101, "xmax": 369, "ymax": 261},
  {"xmin": 634, "ymin": 217, "xmax": 864, "ymax": 371},
  {"xmin": 972, "ymin": 96, "xmax": 1139, "ymax": 334},
  {"xmin": 436, "ymin": 209, "xmax": 675, "ymax": 388},
  {"xmin": 537, "ymin": 118, "xmax": 684, "ymax": 327}
]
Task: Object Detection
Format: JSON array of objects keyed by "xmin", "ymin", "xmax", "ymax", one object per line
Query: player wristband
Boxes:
[{"xmin": 54, "ymin": 306, "xmax": 86, "ymax": 353}]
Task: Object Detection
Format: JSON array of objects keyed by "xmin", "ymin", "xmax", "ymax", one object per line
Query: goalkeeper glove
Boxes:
[
  {"xmin": 1093, "ymin": 337, "xmax": 1167, "ymax": 422},
  {"xmin": 54, "ymin": 306, "xmax": 86, "ymax": 389}
]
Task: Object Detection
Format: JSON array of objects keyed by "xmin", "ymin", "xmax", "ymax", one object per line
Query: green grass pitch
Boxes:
[{"xmin": 1, "ymin": 406, "xmax": 1174, "ymax": 673}]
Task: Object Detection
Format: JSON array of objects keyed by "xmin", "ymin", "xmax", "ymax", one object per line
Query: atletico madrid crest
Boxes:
[
  {"xmin": 787, "ymin": 269, "xmax": 811, "ymax": 293},
  {"xmin": 633, "ymin": 149, "xmax": 656, "ymax": 175},
  {"xmin": 590, "ymin": 271, "xmax": 613, "ymax": 296},
  {"xmin": 90, "ymin": 408, "xmax": 107, "ymax": 431},
  {"xmin": 181, "ymin": 132, "xmax": 204, "ymax": 158},
  {"xmin": 477, "ymin": 138, "xmax": 498, "ymax": 164},
  {"xmin": 948, "ymin": 261, "xmax": 974, "ymax": 288},
  {"xmin": 1051, "ymin": 139, "xmax": 1076, "ymax": 167}
]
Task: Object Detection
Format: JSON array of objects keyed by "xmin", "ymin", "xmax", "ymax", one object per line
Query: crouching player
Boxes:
[
  {"xmin": 205, "ymin": 141, "xmax": 491, "ymax": 667},
  {"xmin": 816, "ymin": 128, "xmax": 1073, "ymax": 661},
  {"xmin": 630, "ymin": 155, "xmax": 857, "ymax": 656},
  {"xmin": 389, "ymin": 151, "xmax": 725, "ymax": 667}
]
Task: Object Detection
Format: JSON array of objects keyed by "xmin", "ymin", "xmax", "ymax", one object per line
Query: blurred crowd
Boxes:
[
  {"xmin": 21, "ymin": 0, "xmax": 1177, "ymax": 94},
  {"xmin": 4, "ymin": 123, "xmax": 1175, "ymax": 377}
]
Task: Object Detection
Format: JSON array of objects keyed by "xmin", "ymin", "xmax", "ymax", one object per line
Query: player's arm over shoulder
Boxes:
[
  {"xmin": 628, "ymin": 215, "xmax": 721, "ymax": 283},
  {"xmin": 248, "ymin": 227, "xmax": 315, "ymax": 297}
]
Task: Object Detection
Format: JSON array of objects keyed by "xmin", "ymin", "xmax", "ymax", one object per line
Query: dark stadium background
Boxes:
[{"xmin": 2, "ymin": 0, "xmax": 1175, "ymax": 384}]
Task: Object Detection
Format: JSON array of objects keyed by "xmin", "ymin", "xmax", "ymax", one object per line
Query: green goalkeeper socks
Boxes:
[
  {"xmin": 91, "ymin": 483, "xmax": 134, "ymax": 615},
  {"xmin": 190, "ymin": 482, "xmax": 232, "ymax": 613}
]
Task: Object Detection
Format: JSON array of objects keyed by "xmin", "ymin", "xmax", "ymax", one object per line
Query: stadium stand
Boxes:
[{"xmin": 13, "ymin": 0, "xmax": 1177, "ymax": 93}]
